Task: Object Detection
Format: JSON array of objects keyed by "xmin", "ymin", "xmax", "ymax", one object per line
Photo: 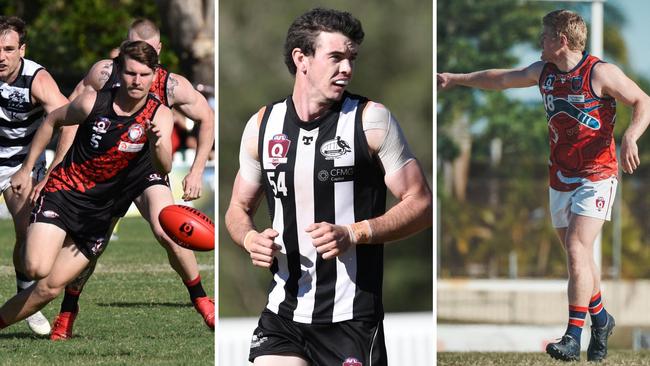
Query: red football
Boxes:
[{"xmin": 159, "ymin": 205, "xmax": 215, "ymax": 251}]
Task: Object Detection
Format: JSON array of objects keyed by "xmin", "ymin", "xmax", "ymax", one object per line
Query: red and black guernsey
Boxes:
[
  {"xmin": 538, "ymin": 53, "xmax": 617, "ymax": 191},
  {"xmin": 44, "ymin": 89, "xmax": 162, "ymax": 209}
]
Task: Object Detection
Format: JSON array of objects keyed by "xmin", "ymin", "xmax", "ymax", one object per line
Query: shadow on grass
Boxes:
[
  {"xmin": 95, "ymin": 301, "xmax": 189, "ymax": 308},
  {"xmin": 0, "ymin": 331, "xmax": 46, "ymax": 339}
]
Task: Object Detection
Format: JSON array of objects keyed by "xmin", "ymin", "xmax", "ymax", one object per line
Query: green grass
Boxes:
[
  {"xmin": 438, "ymin": 351, "xmax": 650, "ymax": 365},
  {"xmin": 0, "ymin": 217, "xmax": 214, "ymax": 366}
]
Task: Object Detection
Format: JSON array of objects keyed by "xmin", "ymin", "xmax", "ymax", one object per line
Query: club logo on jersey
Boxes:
[
  {"xmin": 302, "ymin": 136, "xmax": 313, "ymax": 145},
  {"xmin": 268, "ymin": 134, "xmax": 291, "ymax": 166},
  {"xmin": 4, "ymin": 89, "xmax": 28, "ymax": 111},
  {"xmin": 128, "ymin": 123, "xmax": 145, "ymax": 142},
  {"xmin": 320, "ymin": 136, "xmax": 351, "ymax": 160},
  {"xmin": 343, "ymin": 357, "xmax": 362, "ymax": 366},
  {"xmin": 571, "ymin": 76, "xmax": 583, "ymax": 92},
  {"xmin": 542, "ymin": 74, "xmax": 556, "ymax": 91},
  {"xmin": 596, "ymin": 196, "xmax": 606, "ymax": 211},
  {"xmin": 90, "ymin": 117, "xmax": 111, "ymax": 149}
]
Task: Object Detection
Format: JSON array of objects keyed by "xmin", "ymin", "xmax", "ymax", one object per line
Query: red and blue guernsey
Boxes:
[{"xmin": 538, "ymin": 53, "xmax": 617, "ymax": 191}]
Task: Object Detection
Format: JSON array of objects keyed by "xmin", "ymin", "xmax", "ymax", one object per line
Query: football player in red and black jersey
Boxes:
[
  {"xmin": 0, "ymin": 41, "xmax": 173, "ymax": 334},
  {"xmin": 36, "ymin": 19, "xmax": 215, "ymax": 339},
  {"xmin": 438, "ymin": 9, "xmax": 650, "ymax": 362}
]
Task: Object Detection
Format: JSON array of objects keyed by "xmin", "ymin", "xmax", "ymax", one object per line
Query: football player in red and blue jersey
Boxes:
[{"xmin": 438, "ymin": 9, "xmax": 650, "ymax": 362}]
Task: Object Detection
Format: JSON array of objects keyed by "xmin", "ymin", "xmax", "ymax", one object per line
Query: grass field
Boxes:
[
  {"xmin": 0, "ymin": 217, "xmax": 215, "ymax": 366},
  {"xmin": 439, "ymin": 351, "xmax": 650, "ymax": 365}
]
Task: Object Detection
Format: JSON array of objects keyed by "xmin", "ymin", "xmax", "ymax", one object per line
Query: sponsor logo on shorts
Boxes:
[
  {"xmin": 42, "ymin": 210, "xmax": 59, "ymax": 218},
  {"xmin": 250, "ymin": 332, "xmax": 268, "ymax": 349},
  {"xmin": 596, "ymin": 196, "xmax": 606, "ymax": 211},
  {"xmin": 90, "ymin": 238, "xmax": 106, "ymax": 256},
  {"xmin": 268, "ymin": 134, "xmax": 291, "ymax": 167},
  {"xmin": 343, "ymin": 357, "xmax": 363, "ymax": 366},
  {"xmin": 320, "ymin": 136, "xmax": 351, "ymax": 160},
  {"xmin": 147, "ymin": 173, "xmax": 163, "ymax": 182},
  {"xmin": 118, "ymin": 141, "xmax": 145, "ymax": 152}
]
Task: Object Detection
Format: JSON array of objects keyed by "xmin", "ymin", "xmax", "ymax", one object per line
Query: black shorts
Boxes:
[
  {"xmin": 31, "ymin": 191, "xmax": 112, "ymax": 259},
  {"xmin": 112, "ymin": 161, "xmax": 170, "ymax": 218},
  {"xmin": 249, "ymin": 309, "xmax": 387, "ymax": 366}
]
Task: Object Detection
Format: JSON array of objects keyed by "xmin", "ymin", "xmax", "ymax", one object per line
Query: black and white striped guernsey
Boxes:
[
  {"xmin": 258, "ymin": 92, "xmax": 387, "ymax": 324},
  {"xmin": 0, "ymin": 58, "xmax": 45, "ymax": 169}
]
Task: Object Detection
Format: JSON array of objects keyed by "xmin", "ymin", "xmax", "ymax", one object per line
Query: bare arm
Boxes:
[
  {"xmin": 168, "ymin": 73, "xmax": 215, "ymax": 201},
  {"xmin": 437, "ymin": 61, "xmax": 544, "ymax": 91},
  {"xmin": 148, "ymin": 105, "xmax": 174, "ymax": 174},
  {"xmin": 593, "ymin": 62, "xmax": 650, "ymax": 174},
  {"xmin": 12, "ymin": 91, "xmax": 95, "ymax": 195}
]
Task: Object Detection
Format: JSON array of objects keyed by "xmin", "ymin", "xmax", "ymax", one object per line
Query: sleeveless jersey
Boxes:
[
  {"xmin": 0, "ymin": 58, "xmax": 46, "ymax": 169},
  {"xmin": 258, "ymin": 92, "xmax": 387, "ymax": 324},
  {"xmin": 44, "ymin": 89, "xmax": 161, "ymax": 210},
  {"xmin": 538, "ymin": 53, "xmax": 617, "ymax": 191}
]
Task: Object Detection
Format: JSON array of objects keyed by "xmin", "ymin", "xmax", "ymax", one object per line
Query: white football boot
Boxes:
[{"xmin": 25, "ymin": 311, "xmax": 51, "ymax": 335}]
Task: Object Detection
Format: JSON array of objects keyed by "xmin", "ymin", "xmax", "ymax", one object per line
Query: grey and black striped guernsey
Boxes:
[
  {"xmin": 258, "ymin": 92, "xmax": 387, "ymax": 324},
  {"xmin": 0, "ymin": 58, "xmax": 45, "ymax": 168}
]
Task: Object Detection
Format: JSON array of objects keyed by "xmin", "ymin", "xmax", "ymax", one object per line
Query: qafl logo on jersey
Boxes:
[
  {"xmin": 320, "ymin": 136, "xmax": 351, "ymax": 160},
  {"xmin": 595, "ymin": 196, "xmax": 606, "ymax": 211},
  {"xmin": 543, "ymin": 74, "xmax": 556, "ymax": 91},
  {"xmin": 128, "ymin": 123, "xmax": 145, "ymax": 142},
  {"xmin": 268, "ymin": 134, "xmax": 291, "ymax": 166},
  {"xmin": 342, "ymin": 357, "xmax": 362, "ymax": 366},
  {"xmin": 90, "ymin": 117, "xmax": 111, "ymax": 149}
]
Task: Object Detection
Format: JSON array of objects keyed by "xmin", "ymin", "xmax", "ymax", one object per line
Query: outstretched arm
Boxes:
[
  {"xmin": 437, "ymin": 61, "xmax": 544, "ymax": 91},
  {"xmin": 168, "ymin": 73, "xmax": 215, "ymax": 201},
  {"xmin": 592, "ymin": 62, "xmax": 650, "ymax": 174}
]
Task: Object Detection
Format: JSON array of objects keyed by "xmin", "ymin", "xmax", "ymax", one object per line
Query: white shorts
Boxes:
[
  {"xmin": 549, "ymin": 176, "xmax": 617, "ymax": 228},
  {"xmin": 0, "ymin": 157, "xmax": 46, "ymax": 193}
]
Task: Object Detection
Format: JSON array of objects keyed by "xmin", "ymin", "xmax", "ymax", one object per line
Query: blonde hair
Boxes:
[{"xmin": 543, "ymin": 10, "xmax": 587, "ymax": 51}]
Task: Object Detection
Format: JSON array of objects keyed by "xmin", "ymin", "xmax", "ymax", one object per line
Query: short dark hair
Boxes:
[
  {"xmin": 284, "ymin": 8, "xmax": 364, "ymax": 75},
  {"xmin": 118, "ymin": 40, "xmax": 158, "ymax": 71},
  {"xmin": 128, "ymin": 18, "xmax": 160, "ymax": 40},
  {"xmin": 0, "ymin": 16, "xmax": 26, "ymax": 45}
]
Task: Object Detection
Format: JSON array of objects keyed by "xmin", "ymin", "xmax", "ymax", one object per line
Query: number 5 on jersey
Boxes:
[{"xmin": 267, "ymin": 171, "xmax": 288, "ymax": 197}]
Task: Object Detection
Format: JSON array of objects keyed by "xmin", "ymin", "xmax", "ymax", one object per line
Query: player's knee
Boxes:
[
  {"xmin": 24, "ymin": 262, "xmax": 50, "ymax": 281},
  {"xmin": 33, "ymin": 281, "xmax": 64, "ymax": 301}
]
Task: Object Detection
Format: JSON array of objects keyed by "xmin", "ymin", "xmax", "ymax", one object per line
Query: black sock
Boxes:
[
  {"xmin": 60, "ymin": 288, "xmax": 81, "ymax": 313},
  {"xmin": 184, "ymin": 275, "xmax": 207, "ymax": 301}
]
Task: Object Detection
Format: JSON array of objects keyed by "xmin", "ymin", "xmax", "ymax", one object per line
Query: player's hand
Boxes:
[
  {"xmin": 10, "ymin": 167, "xmax": 31, "ymax": 196},
  {"xmin": 620, "ymin": 133, "xmax": 640, "ymax": 174},
  {"xmin": 145, "ymin": 118, "xmax": 163, "ymax": 146},
  {"xmin": 182, "ymin": 171, "xmax": 202, "ymax": 201},
  {"xmin": 437, "ymin": 73, "xmax": 455, "ymax": 90},
  {"xmin": 243, "ymin": 228, "xmax": 281, "ymax": 268},
  {"xmin": 306, "ymin": 222, "xmax": 353, "ymax": 260},
  {"xmin": 30, "ymin": 174, "xmax": 49, "ymax": 205}
]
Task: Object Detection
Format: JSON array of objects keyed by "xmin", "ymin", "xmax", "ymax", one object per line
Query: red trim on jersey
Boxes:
[
  {"xmin": 150, "ymin": 66, "xmax": 169, "ymax": 107},
  {"xmin": 45, "ymin": 98, "xmax": 160, "ymax": 194}
]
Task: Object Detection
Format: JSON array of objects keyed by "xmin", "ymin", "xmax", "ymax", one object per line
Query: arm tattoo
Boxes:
[
  {"xmin": 98, "ymin": 62, "xmax": 113, "ymax": 84},
  {"xmin": 167, "ymin": 76, "xmax": 179, "ymax": 102}
]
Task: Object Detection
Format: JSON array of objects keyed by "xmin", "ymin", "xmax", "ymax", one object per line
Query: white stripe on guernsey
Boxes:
[
  {"xmin": 263, "ymin": 101, "xmax": 289, "ymax": 314},
  {"xmin": 332, "ymin": 98, "xmax": 358, "ymax": 322},
  {"xmin": 291, "ymin": 127, "xmax": 319, "ymax": 323}
]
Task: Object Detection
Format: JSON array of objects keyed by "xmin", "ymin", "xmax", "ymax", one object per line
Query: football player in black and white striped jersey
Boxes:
[
  {"xmin": 226, "ymin": 8, "xmax": 432, "ymax": 366},
  {"xmin": 0, "ymin": 16, "xmax": 74, "ymax": 336}
]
